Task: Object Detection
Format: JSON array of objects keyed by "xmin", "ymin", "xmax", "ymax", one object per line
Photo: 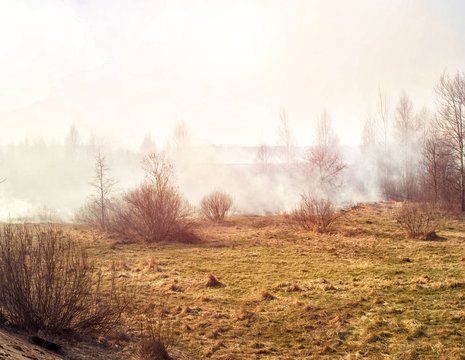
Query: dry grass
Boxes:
[{"xmin": 56, "ymin": 203, "xmax": 465, "ymax": 359}]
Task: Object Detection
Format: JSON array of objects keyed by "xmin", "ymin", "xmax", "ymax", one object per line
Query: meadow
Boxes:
[{"xmin": 59, "ymin": 202, "xmax": 465, "ymax": 359}]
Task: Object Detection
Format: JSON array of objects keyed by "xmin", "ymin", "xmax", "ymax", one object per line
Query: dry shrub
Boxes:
[
  {"xmin": 75, "ymin": 198, "xmax": 115, "ymax": 229},
  {"xmin": 75, "ymin": 200, "xmax": 101, "ymax": 226},
  {"xmin": 77, "ymin": 151, "xmax": 194, "ymax": 243},
  {"xmin": 0, "ymin": 224, "xmax": 124, "ymax": 334},
  {"xmin": 395, "ymin": 202, "xmax": 440, "ymax": 239},
  {"xmin": 109, "ymin": 152, "xmax": 193, "ymax": 243},
  {"xmin": 110, "ymin": 185, "xmax": 192, "ymax": 243},
  {"xmin": 135, "ymin": 298, "xmax": 174, "ymax": 360},
  {"xmin": 136, "ymin": 326, "xmax": 171, "ymax": 360},
  {"xmin": 292, "ymin": 195, "xmax": 344, "ymax": 233},
  {"xmin": 200, "ymin": 191, "xmax": 233, "ymax": 223}
]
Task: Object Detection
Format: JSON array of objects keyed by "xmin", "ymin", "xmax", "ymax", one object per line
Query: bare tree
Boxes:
[
  {"xmin": 89, "ymin": 152, "xmax": 116, "ymax": 231},
  {"xmin": 435, "ymin": 71, "xmax": 465, "ymax": 211},
  {"xmin": 305, "ymin": 110, "xmax": 346, "ymax": 191},
  {"xmin": 170, "ymin": 120, "xmax": 191, "ymax": 166},
  {"xmin": 393, "ymin": 92, "xmax": 421, "ymax": 200},
  {"xmin": 140, "ymin": 132, "xmax": 157, "ymax": 156},
  {"xmin": 377, "ymin": 88, "xmax": 393, "ymax": 199},
  {"xmin": 172, "ymin": 120, "xmax": 189, "ymax": 149},
  {"xmin": 255, "ymin": 142, "xmax": 273, "ymax": 173},
  {"xmin": 422, "ymin": 130, "xmax": 457, "ymax": 204},
  {"xmin": 277, "ymin": 108, "xmax": 296, "ymax": 170},
  {"xmin": 65, "ymin": 123, "xmax": 80, "ymax": 155},
  {"xmin": 377, "ymin": 88, "xmax": 390, "ymax": 154},
  {"xmin": 142, "ymin": 152, "xmax": 174, "ymax": 192},
  {"xmin": 361, "ymin": 111, "xmax": 378, "ymax": 149},
  {"xmin": 394, "ymin": 92, "xmax": 417, "ymax": 142}
]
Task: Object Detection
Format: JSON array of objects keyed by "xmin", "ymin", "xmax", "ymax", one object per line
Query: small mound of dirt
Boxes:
[
  {"xmin": 257, "ymin": 289, "xmax": 275, "ymax": 301},
  {"xmin": 205, "ymin": 274, "xmax": 224, "ymax": 288}
]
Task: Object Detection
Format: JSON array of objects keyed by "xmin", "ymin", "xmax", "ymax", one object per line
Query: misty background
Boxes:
[{"xmin": 1, "ymin": 0, "xmax": 465, "ymax": 220}]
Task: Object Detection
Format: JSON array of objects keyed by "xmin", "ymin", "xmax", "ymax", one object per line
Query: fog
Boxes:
[
  {"xmin": 0, "ymin": 112, "xmax": 426, "ymax": 221},
  {"xmin": 1, "ymin": 1, "xmax": 465, "ymax": 220}
]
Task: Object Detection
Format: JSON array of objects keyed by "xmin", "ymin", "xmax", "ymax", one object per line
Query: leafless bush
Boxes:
[
  {"xmin": 292, "ymin": 195, "xmax": 344, "ymax": 233},
  {"xmin": 0, "ymin": 224, "xmax": 124, "ymax": 334},
  {"xmin": 109, "ymin": 152, "xmax": 193, "ymax": 243},
  {"xmin": 75, "ymin": 199, "xmax": 108, "ymax": 226},
  {"xmin": 200, "ymin": 191, "xmax": 233, "ymax": 223},
  {"xmin": 110, "ymin": 184, "xmax": 192, "ymax": 243},
  {"xmin": 394, "ymin": 202, "xmax": 440, "ymax": 239}
]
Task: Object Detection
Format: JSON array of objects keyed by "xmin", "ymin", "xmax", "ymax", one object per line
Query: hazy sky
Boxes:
[{"xmin": 1, "ymin": 0, "xmax": 465, "ymax": 148}]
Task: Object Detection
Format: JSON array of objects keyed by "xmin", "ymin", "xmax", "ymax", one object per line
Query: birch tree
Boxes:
[{"xmin": 435, "ymin": 71, "xmax": 465, "ymax": 211}]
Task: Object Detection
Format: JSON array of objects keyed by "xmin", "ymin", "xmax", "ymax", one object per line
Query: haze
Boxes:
[
  {"xmin": 2, "ymin": 0, "xmax": 465, "ymax": 147},
  {"xmin": 2, "ymin": 0, "xmax": 465, "ymax": 220}
]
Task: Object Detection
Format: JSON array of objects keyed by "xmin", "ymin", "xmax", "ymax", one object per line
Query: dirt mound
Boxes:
[{"xmin": 205, "ymin": 274, "xmax": 224, "ymax": 288}]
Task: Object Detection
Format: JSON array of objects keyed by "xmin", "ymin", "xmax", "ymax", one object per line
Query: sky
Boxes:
[{"xmin": 1, "ymin": 0, "xmax": 465, "ymax": 148}]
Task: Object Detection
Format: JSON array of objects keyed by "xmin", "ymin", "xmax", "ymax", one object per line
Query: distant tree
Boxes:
[
  {"xmin": 172, "ymin": 120, "xmax": 189, "ymax": 149},
  {"xmin": 377, "ymin": 88, "xmax": 390, "ymax": 155},
  {"xmin": 170, "ymin": 120, "xmax": 191, "ymax": 166},
  {"xmin": 434, "ymin": 71, "xmax": 465, "ymax": 211},
  {"xmin": 277, "ymin": 108, "xmax": 296, "ymax": 170},
  {"xmin": 305, "ymin": 110, "xmax": 346, "ymax": 192},
  {"xmin": 422, "ymin": 129, "xmax": 457, "ymax": 204},
  {"xmin": 394, "ymin": 92, "xmax": 417, "ymax": 142},
  {"xmin": 255, "ymin": 142, "xmax": 273, "ymax": 173},
  {"xmin": 393, "ymin": 92, "xmax": 421, "ymax": 200},
  {"xmin": 140, "ymin": 132, "xmax": 157, "ymax": 156},
  {"xmin": 65, "ymin": 124, "xmax": 81, "ymax": 150},
  {"xmin": 89, "ymin": 152, "xmax": 117, "ymax": 231},
  {"xmin": 376, "ymin": 88, "xmax": 395, "ymax": 199},
  {"xmin": 65, "ymin": 124, "xmax": 80, "ymax": 155},
  {"xmin": 361, "ymin": 111, "xmax": 378, "ymax": 149},
  {"xmin": 416, "ymin": 107, "xmax": 433, "ymax": 144}
]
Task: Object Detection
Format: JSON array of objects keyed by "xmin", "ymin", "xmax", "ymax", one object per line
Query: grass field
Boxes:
[{"xmin": 69, "ymin": 202, "xmax": 465, "ymax": 359}]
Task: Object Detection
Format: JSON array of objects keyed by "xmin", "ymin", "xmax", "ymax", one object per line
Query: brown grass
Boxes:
[{"xmin": 46, "ymin": 202, "xmax": 465, "ymax": 359}]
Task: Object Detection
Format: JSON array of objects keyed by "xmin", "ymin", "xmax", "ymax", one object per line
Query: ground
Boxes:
[
  {"xmin": 0, "ymin": 329, "xmax": 61, "ymax": 360},
  {"xmin": 2, "ymin": 202, "xmax": 465, "ymax": 359}
]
